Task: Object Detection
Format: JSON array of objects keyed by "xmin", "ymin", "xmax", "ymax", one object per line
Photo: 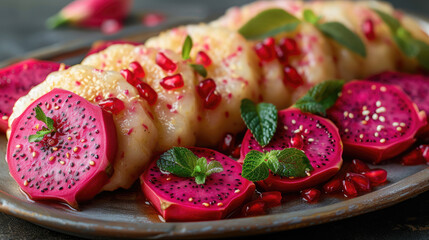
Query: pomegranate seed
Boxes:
[
  {"xmin": 136, "ymin": 82, "xmax": 158, "ymax": 105},
  {"xmin": 362, "ymin": 18, "xmax": 376, "ymax": 41},
  {"xmin": 160, "ymin": 74, "xmax": 184, "ymax": 90},
  {"xmin": 196, "ymin": 78, "xmax": 217, "ymax": 99},
  {"xmin": 283, "ymin": 65, "xmax": 304, "ymax": 88},
  {"xmin": 241, "ymin": 200, "xmax": 268, "ymax": 217},
  {"xmin": 263, "ymin": 37, "xmax": 277, "ymax": 57},
  {"xmin": 323, "ymin": 178, "xmax": 342, "ymax": 194},
  {"xmin": 219, "ymin": 133, "xmax": 236, "ymax": 155},
  {"xmin": 351, "ymin": 159, "xmax": 370, "ymax": 173},
  {"xmin": 275, "ymin": 45, "xmax": 288, "ymax": 65},
  {"xmin": 231, "ymin": 145, "xmax": 241, "ymax": 159},
  {"xmin": 155, "ymin": 52, "xmax": 177, "ymax": 72},
  {"xmin": 401, "ymin": 147, "xmax": 426, "ymax": 165},
  {"xmin": 260, "ymin": 191, "xmax": 282, "ymax": 207},
  {"xmin": 279, "ymin": 38, "xmax": 300, "ymax": 56},
  {"xmin": 129, "ymin": 61, "xmax": 145, "ymax": 78},
  {"xmin": 342, "ymin": 179, "xmax": 358, "ymax": 198},
  {"xmin": 346, "ymin": 173, "xmax": 371, "ymax": 192},
  {"xmin": 195, "ymin": 51, "xmax": 212, "ymax": 67},
  {"xmin": 254, "ymin": 41, "xmax": 276, "ymax": 62},
  {"xmin": 121, "ymin": 69, "xmax": 140, "ymax": 86},
  {"xmin": 203, "ymin": 91, "xmax": 222, "ymax": 110},
  {"xmin": 290, "ymin": 134, "xmax": 304, "ymax": 149},
  {"xmin": 98, "ymin": 97, "xmax": 125, "ymax": 114},
  {"xmin": 419, "ymin": 144, "xmax": 429, "ymax": 163},
  {"xmin": 363, "ymin": 169, "xmax": 387, "ymax": 185},
  {"xmin": 301, "ymin": 188, "xmax": 321, "ymax": 203}
]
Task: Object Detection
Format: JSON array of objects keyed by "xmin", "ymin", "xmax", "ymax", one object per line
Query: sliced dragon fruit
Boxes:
[
  {"xmin": 327, "ymin": 80, "xmax": 427, "ymax": 164},
  {"xmin": 239, "ymin": 108, "xmax": 343, "ymax": 192},
  {"xmin": 367, "ymin": 71, "xmax": 429, "ymax": 139},
  {"xmin": 0, "ymin": 59, "xmax": 64, "ymax": 133},
  {"xmin": 7, "ymin": 88, "xmax": 117, "ymax": 208},
  {"xmin": 141, "ymin": 147, "xmax": 255, "ymax": 221}
]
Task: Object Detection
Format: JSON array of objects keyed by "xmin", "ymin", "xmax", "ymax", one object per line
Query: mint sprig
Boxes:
[
  {"xmin": 294, "ymin": 80, "xmax": 345, "ymax": 116},
  {"xmin": 238, "ymin": 8, "xmax": 301, "ymax": 40},
  {"xmin": 28, "ymin": 106, "xmax": 56, "ymax": 143},
  {"xmin": 303, "ymin": 9, "xmax": 366, "ymax": 57},
  {"xmin": 180, "ymin": 35, "xmax": 209, "ymax": 77},
  {"xmin": 240, "ymin": 99, "xmax": 278, "ymax": 147},
  {"xmin": 157, "ymin": 147, "xmax": 224, "ymax": 185},
  {"xmin": 242, "ymin": 148, "xmax": 313, "ymax": 182},
  {"xmin": 373, "ymin": 8, "xmax": 429, "ymax": 70}
]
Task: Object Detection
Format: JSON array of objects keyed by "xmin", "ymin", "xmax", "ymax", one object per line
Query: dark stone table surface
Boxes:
[{"xmin": 0, "ymin": 0, "xmax": 429, "ymax": 239}]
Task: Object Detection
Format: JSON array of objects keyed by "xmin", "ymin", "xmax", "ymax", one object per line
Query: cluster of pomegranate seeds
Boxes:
[
  {"xmin": 401, "ymin": 144, "xmax": 429, "ymax": 165},
  {"xmin": 300, "ymin": 188, "xmax": 321, "ymax": 203},
  {"xmin": 160, "ymin": 74, "xmax": 184, "ymax": 90},
  {"xmin": 196, "ymin": 78, "xmax": 221, "ymax": 109},
  {"xmin": 121, "ymin": 62, "xmax": 158, "ymax": 105},
  {"xmin": 254, "ymin": 37, "xmax": 304, "ymax": 88},
  {"xmin": 98, "ymin": 97, "xmax": 125, "ymax": 114},
  {"xmin": 362, "ymin": 18, "xmax": 376, "ymax": 41},
  {"xmin": 322, "ymin": 159, "xmax": 387, "ymax": 198},
  {"xmin": 240, "ymin": 191, "xmax": 283, "ymax": 217},
  {"xmin": 195, "ymin": 51, "xmax": 212, "ymax": 67},
  {"xmin": 155, "ymin": 52, "xmax": 177, "ymax": 72}
]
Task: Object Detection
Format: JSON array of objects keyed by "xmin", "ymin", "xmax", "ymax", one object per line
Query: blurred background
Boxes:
[{"xmin": 0, "ymin": 0, "xmax": 428, "ymax": 62}]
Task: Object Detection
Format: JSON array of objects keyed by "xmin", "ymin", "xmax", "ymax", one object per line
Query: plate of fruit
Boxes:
[{"xmin": 1, "ymin": 0, "xmax": 429, "ymax": 239}]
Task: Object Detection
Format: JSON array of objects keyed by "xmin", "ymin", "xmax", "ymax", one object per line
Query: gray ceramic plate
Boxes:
[{"xmin": 0, "ymin": 16, "xmax": 429, "ymax": 240}]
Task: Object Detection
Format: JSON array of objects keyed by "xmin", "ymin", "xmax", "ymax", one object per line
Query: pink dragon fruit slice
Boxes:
[
  {"xmin": 141, "ymin": 147, "xmax": 255, "ymax": 221},
  {"xmin": 367, "ymin": 71, "xmax": 429, "ymax": 138},
  {"xmin": 327, "ymin": 80, "xmax": 427, "ymax": 164},
  {"xmin": 7, "ymin": 88, "xmax": 117, "ymax": 208},
  {"xmin": 239, "ymin": 108, "xmax": 343, "ymax": 192},
  {"xmin": 0, "ymin": 59, "xmax": 64, "ymax": 133}
]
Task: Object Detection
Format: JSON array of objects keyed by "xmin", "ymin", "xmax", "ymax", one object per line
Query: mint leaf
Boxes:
[
  {"xmin": 372, "ymin": 9, "xmax": 400, "ymax": 32},
  {"xmin": 303, "ymin": 9, "xmax": 321, "ymax": 24},
  {"xmin": 190, "ymin": 64, "xmax": 207, "ymax": 77},
  {"xmin": 240, "ymin": 99, "xmax": 278, "ymax": 147},
  {"xmin": 28, "ymin": 130, "xmax": 52, "ymax": 143},
  {"xmin": 373, "ymin": 9, "xmax": 429, "ymax": 71},
  {"xmin": 241, "ymin": 148, "xmax": 314, "ymax": 181},
  {"xmin": 294, "ymin": 80, "xmax": 344, "ymax": 116},
  {"xmin": 238, "ymin": 8, "xmax": 301, "ymax": 40},
  {"xmin": 317, "ymin": 22, "xmax": 366, "ymax": 57},
  {"xmin": 270, "ymin": 148, "xmax": 313, "ymax": 178},
  {"xmin": 157, "ymin": 147, "xmax": 223, "ymax": 184},
  {"xmin": 182, "ymin": 35, "xmax": 193, "ymax": 60},
  {"xmin": 241, "ymin": 150, "xmax": 270, "ymax": 182},
  {"xmin": 157, "ymin": 147, "xmax": 197, "ymax": 177}
]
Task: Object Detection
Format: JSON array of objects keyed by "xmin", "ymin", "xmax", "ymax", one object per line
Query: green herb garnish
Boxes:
[
  {"xmin": 294, "ymin": 80, "xmax": 345, "ymax": 116},
  {"xmin": 238, "ymin": 8, "xmax": 301, "ymax": 40},
  {"xmin": 373, "ymin": 8, "xmax": 429, "ymax": 70},
  {"xmin": 28, "ymin": 106, "xmax": 56, "ymax": 143},
  {"xmin": 157, "ymin": 147, "xmax": 223, "ymax": 185},
  {"xmin": 240, "ymin": 99, "xmax": 278, "ymax": 147},
  {"xmin": 242, "ymin": 148, "xmax": 313, "ymax": 182},
  {"xmin": 181, "ymin": 35, "xmax": 193, "ymax": 60},
  {"xmin": 189, "ymin": 63, "xmax": 208, "ymax": 77}
]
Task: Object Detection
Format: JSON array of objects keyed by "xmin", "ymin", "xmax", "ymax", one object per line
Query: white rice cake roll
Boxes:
[
  {"xmin": 9, "ymin": 65, "xmax": 158, "ymax": 191},
  {"xmin": 146, "ymin": 24, "xmax": 260, "ymax": 147},
  {"xmin": 82, "ymin": 44, "xmax": 198, "ymax": 151}
]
